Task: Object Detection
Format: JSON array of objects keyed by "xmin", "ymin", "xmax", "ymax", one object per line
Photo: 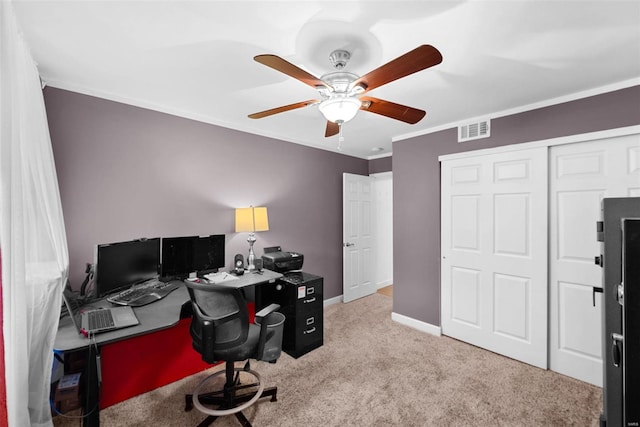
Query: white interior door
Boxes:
[
  {"xmin": 343, "ymin": 173, "xmax": 375, "ymax": 303},
  {"xmin": 549, "ymin": 133, "xmax": 640, "ymax": 386},
  {"xmin": 372, "ymin": 172, "xmax": 393, "ymax": 289},
  {"xmin": 441, "ymin": 147, "xmax": 548, "ymax": 368}
]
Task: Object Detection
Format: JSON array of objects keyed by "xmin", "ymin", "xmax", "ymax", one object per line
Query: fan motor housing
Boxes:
[
  {"xmin": 320, "ymin": 71, "xmax": 359, "ymax": 94},
  {"xmin": 329, "ymin": 50, "xmax": 350, "ymax": 70}
]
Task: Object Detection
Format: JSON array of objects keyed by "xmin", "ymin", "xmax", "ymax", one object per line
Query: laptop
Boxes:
[{"xmin": 62, "ymin": 288, "xmax": 139, "ymax": 337}]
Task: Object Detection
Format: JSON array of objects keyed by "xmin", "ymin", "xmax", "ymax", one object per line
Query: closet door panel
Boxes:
[
  {"xmin": 442, "ymin": 147, "xmax": 548, "ymax": 369},
  {"xmin": 549, "ymin": 133, "xmax": 640, "ymax": 386}
]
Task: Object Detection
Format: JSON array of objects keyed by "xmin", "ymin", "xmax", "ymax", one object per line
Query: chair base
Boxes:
[
  {"xmin": 185, "ymin": 386, "xmax": 277, "ymax": 427},
  {"xmin": 185, "ymin": 362, "xmax": 278, "ymax": 427}
]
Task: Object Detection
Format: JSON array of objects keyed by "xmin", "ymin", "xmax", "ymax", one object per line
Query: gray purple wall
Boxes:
[
  {"xmin": 368, "ymin": 156, "xmax": 392, "ymax": 174},
  {"xmin": 44, "ymin": 87, "xmax": 368, "ymax": 299},
  {"xmin": 393, "ymin": 85, "xmax": 640, "ymax": 326}
]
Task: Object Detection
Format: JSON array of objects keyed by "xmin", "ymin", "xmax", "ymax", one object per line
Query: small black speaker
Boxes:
[
  {"xmin": 254, "ymin": 258, "xmax": 263, "ymax": 272},
  {"xmin": 233, "ymin": 254, "xmax": 245, "ymax": 275}
]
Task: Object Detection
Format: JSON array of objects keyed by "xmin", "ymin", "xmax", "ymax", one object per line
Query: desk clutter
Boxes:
[{"xmin": 202, "ymin": 271, "xmax": 238, "ymax": 284}]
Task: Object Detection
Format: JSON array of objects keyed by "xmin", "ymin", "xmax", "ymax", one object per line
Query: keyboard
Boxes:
[
  {"xmin": 107, "ymin": 279, "xmax": 180, "ymax": 307},
  {"xmin": 88, "ymin": 309, "xmax": 115, "ymax": 330}
]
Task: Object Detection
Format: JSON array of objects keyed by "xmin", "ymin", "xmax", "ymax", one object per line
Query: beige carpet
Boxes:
[{"xmin": 54, "ymin": 293, "xmax": 602, "ymax": 426}]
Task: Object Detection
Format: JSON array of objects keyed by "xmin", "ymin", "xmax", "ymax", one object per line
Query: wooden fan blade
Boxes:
[
  {"xmin": 254, "ymin": 54, "xmax": 329, "ymax": 89},
  {"xmin": 248, "ymin": 100, "xmax": 319, "ymax": 119},
  {"xmin": 353, "ymin": 45, "xmax": 442, "ymax": 93},
  {"xmin": 325, "ymin": 121, "xmax": 339, "ymax": 137},
  {"xmin": 360, "ymin": 96, "xmax": 426, "ymax": 124}
]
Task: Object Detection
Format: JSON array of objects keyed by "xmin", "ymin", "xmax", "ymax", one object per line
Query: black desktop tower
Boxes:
[{"xmin": 598, "ymin": 197, "xmax": 640, "ymax": 427}]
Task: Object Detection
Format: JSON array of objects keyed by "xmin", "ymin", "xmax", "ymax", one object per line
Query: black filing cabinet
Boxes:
[{"xmin": 256, "ymin": 272, "xmax": 323, "ymax": 358}]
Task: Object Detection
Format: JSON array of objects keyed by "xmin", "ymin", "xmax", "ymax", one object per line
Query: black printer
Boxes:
[{"xmin": 261, "ymin": 246, "xmax": 304, "ymax": 272}]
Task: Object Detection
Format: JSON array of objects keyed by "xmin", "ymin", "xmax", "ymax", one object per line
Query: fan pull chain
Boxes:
[{"xmin": 337, "ymin": 121, "xmax": 344, "ymax": 151}]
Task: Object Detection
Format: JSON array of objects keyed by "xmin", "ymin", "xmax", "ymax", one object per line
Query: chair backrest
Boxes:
[{"xmin": 184, "ymin": 280, "xmax": 250, "ymax": 363}]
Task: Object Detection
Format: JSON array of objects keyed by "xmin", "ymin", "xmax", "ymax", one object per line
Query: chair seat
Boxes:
[{"xmin": 211, "ymin": 324, "xmax": 260, "ymax": 362}]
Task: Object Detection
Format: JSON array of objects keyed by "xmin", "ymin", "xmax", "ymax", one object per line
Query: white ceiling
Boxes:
[{"xmin": 13, "ymin": 1, "xmax": 640, "ymax": 159}]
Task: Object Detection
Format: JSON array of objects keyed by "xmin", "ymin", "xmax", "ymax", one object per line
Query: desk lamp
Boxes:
[{"xmin": 235, "ymin": 206, "xmax": 269, "ymax": 271}]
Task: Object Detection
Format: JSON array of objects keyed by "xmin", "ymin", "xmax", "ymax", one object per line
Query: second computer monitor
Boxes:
[
  {"xmin": 161, "ymin": 234, "xmax": 225, "ymax": 279},
  {"xmin": 192, "ymin": 234, "xmax": 225, "ymax": 275},
  {"xmin": 161, "ymin": 236, "xmax": 197, "ymax": 279}
]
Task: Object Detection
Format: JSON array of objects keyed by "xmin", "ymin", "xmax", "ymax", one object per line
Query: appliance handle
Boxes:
[{"xmin": 612, "ymin": 333, "xmax": 623, "ymax": 367}]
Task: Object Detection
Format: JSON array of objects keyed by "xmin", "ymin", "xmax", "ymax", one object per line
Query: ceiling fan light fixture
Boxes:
[{"xmin": 318, "ymin": 97, "xmax": 361, "ymax": 123}]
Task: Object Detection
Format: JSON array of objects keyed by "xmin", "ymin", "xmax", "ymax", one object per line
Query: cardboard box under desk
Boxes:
[{"xmin": 54, "ymin": 372, "xmax": 81, "ymax": 413}]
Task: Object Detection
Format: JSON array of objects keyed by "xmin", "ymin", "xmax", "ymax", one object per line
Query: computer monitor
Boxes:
[
  {"xmin": 192, "ymin": 234, "xmax": 225, "ymax": 275},
  {"xmin": 161, "ymin": 234, "xmax": 225, "ymax": 279},
  {"xmin": 95, "ymin": 238, "xmax": 161, "ymax": 298},
  {"xmin": 160, "ymin": 236, "xmax": 197, "ymax": 279}
]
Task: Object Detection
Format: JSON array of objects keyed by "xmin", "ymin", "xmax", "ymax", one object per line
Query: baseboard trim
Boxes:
[
  {"xmin": 391, "ymin": 312, "xmax": 442, "ymax": 336},
  {"xmin": 324, "ymin": 295, "xmax": 342, "ymax": 307},
  {"xmin": 376, "ymin": 280, "xmax": 393, "ymax": 289}
]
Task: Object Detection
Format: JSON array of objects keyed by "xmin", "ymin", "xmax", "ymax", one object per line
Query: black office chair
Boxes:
[{"xmin": 183, "ymin": 279, "xmax": 285, "ymax": 427}]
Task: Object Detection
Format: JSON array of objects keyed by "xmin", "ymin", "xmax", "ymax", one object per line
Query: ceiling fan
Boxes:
[{"xmin": 248, "ymin": 44, "xmax": 443, "ymax": 140}]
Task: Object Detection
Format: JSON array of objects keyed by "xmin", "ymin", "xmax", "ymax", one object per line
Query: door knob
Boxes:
[{"xmin": 343, "ymin": 242, "xmax": 355, "ymax": 247}]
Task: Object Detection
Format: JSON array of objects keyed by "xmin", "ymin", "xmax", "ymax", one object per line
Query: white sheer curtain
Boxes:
[{"xmin": 1, "ymin": 2, "xmax": 69, "ymax": 426}]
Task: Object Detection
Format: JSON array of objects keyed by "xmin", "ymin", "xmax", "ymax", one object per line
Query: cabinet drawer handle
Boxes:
[
  {"xmin": 304, "ymin": 297, "xmax": 316, "ymax": 304},
  {"xmin": 306, "ymin": 317, "xmax": 315, "ymax": 325},
  {"xmin": 307, "ymin": 287, "xmax": 315, "ymax": 295},
  {"xmin": 304, "ymin": 327, "xmax": 316, "ymax": 335}
]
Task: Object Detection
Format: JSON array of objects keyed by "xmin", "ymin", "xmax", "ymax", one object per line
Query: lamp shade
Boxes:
[
  {"xmin": 235, "ymin": 206, "xmax": 269, "ymax": 232},
  {"xmin": 318, "ymin": 97, "xmax": 361, "ymax": 123}
]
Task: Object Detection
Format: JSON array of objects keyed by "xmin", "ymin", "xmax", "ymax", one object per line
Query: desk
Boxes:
[{"xmin": 54, "ymin": 269, "xmax": 282, "ymax": 426}]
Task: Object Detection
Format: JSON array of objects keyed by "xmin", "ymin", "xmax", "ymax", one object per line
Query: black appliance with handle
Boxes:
[{"xmin": 598, "ymin": 197, "xmax": 640, "ymax": 427}]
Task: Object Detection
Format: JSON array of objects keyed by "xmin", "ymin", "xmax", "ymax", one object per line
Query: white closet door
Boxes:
[
  {"xmin": 441, "ymin": 147, "xmax": 548, "ymax": 368},
  {"xmin": 549, "ymin": 133, "xmax": 640, "ymax": 386}
]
